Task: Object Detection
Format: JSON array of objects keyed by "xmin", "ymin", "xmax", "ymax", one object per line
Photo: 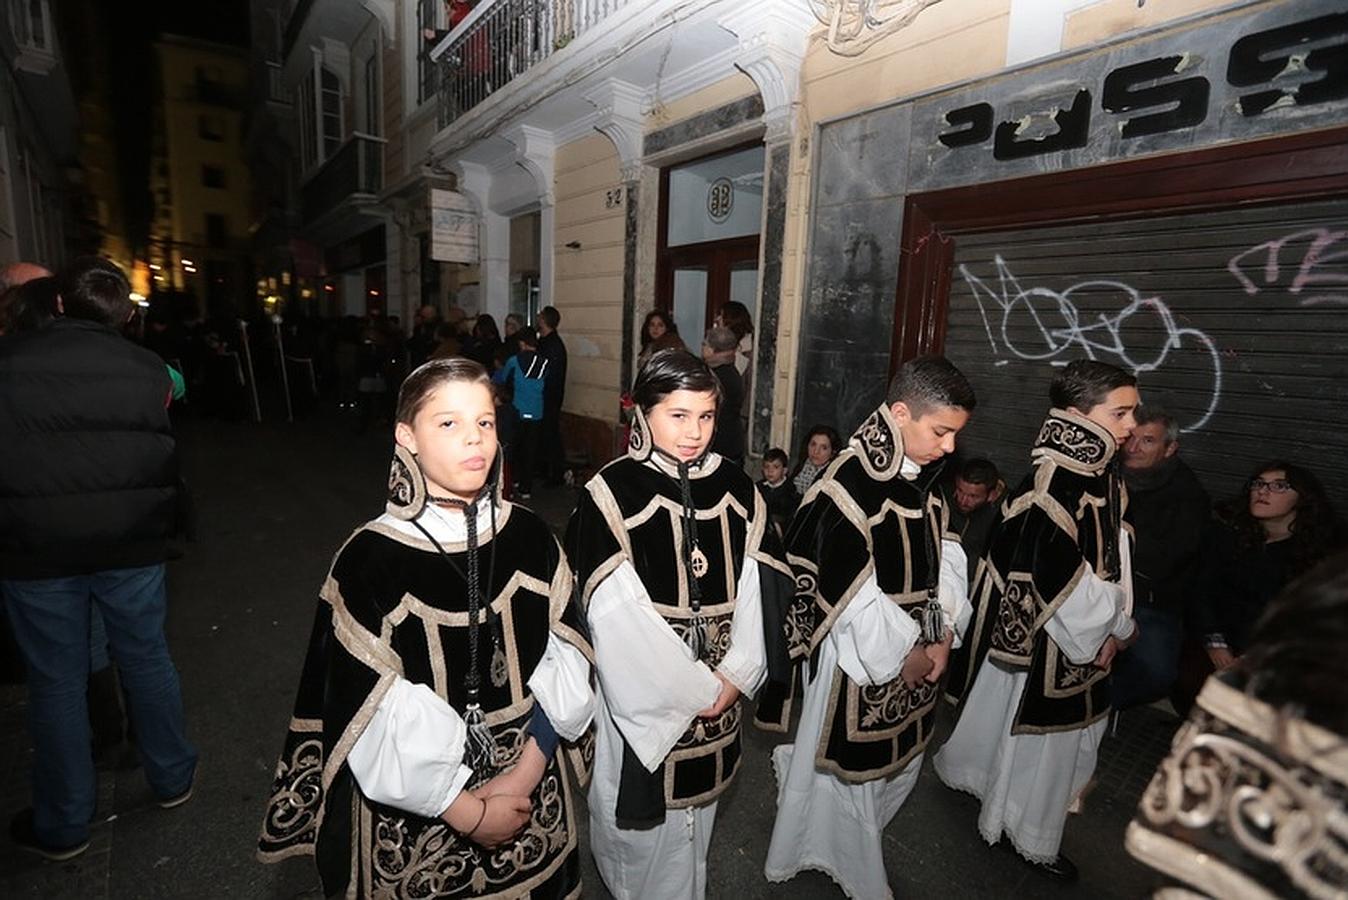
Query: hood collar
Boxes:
[{"xmin": 1032, "ymin": 408, "xmax": 1117, "ymax": 476}]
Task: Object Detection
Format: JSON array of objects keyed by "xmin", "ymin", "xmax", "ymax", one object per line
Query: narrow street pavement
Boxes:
[{"xmin": 2, "ymin": 408, "xmax": 1176, "ymax": 899}]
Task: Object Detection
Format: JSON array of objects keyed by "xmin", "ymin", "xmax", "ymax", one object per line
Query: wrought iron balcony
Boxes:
[
  {"xmin": 300, "ymin": 133, "xmax": 384, "ymax": 225},
  {"xmin": 433, "ymin": 0, "xmax": 633, "ymax": 128}
]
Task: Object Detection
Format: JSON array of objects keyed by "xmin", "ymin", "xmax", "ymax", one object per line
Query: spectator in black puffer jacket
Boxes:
[{"xmin": 0, "ymin": 257, "xmax": 198, "ymax": 862}]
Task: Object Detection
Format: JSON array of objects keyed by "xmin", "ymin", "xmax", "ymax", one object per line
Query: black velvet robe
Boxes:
[
  {"xmin": 565, "ymin": 449, "xmax": 792, "ymax": 823},
  {"xmin": 780, "ymin": 403, "xmax": 956, "ymax": 782},
  {"xmin": 947, "ymin": 409, "xmax": 1129, "ymax": 734},
  {"xmin": 256, "ymin": 504, "xmax": 592, "ymax": 899}
]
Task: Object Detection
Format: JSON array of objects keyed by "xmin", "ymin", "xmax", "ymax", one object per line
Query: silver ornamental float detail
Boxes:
[{"xmin": 807, "ymin": 0, "xmax": 945, "ymax": 57}]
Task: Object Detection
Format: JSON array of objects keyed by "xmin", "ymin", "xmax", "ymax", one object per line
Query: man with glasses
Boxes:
[{"xmin": 1113, "ymin": 405, "xmax": 1209, "ymax": 712}]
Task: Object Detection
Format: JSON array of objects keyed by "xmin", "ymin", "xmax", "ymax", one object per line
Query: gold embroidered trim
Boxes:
[
  {"xmin": 850, "ymin": 403, "xmax": 906, "ymax": 482},
  {"xmin": 323, "ymin": 669, "xmax": 399, "ymax": 791},
  {"xmin": 1124, "ymin": 824, "xmax": 1278, "ymax": 900}
]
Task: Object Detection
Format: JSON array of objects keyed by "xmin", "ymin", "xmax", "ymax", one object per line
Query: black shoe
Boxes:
[
  {"xmin": 157, "ymin": 777, "xmax": 194, "ymax": 809},
  {"xmin": 996, "ymin": 837, "xmax": 1078, "ymax": 883},
  {"xmin": 1024, "ymin": 852, "xmax": 1078, "ymax": 883},
  {"xmin": 9, "ymin": 809, "xmax": 89, "ymax": 862}
]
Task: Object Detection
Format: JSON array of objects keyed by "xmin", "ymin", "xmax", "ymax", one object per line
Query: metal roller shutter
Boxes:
[{"xmin": 943, "ymin": 196, "xmax": 1348, "ymax": 508}]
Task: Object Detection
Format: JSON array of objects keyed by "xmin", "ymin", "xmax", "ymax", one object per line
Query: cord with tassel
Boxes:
[
  {"xmin": 677, "ymin": 461, "xmax": 707, "ymax": 660},
  {"xmin": 460, "ymin": 499, "xmax": 497, "ymax": 775}
]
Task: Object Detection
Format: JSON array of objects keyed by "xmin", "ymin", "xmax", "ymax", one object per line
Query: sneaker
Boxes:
[
  {"xmin": 157, "ymin": 778, "xmax": 194, "ymax": 809},
  {"xmin": 9, "ymin": 809, "xmax": 89, "ymax": 862}
]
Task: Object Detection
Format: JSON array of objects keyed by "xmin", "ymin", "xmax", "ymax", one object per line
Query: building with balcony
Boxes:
[
  {"xmin": 271, "ymin": 0, "xmax": 402, "ymax": 319},
  {"xmin": 410, "ymin": 0, "xmax": 1348, "ymax": 512},
  {"xmin": 147, "ymin": 34, "xmax": 254, "ymax": 314},
  {"xmin": 416, "ymin": 0, "xmax": 815, "ymax": 466},
  {"xmin": 259, "ymin": 0, "xmax": 1348, "ymax": 509},
  {"xmin": 0, "ymin": 0, "xmax": 83, "ymax": 268}
]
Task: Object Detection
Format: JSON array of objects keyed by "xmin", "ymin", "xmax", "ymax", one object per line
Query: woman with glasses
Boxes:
[{"xmin": 1174, "ymin": 460, "xmax": 1341, "ymax": 714}]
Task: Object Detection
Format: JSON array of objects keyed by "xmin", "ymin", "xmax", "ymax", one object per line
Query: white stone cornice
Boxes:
[
  {"xmin": 453, "ymin": 161, "xmax": 492, "ymax": 209},
  {"xmin": 718, "ymin": 1, "xmax": 812, "ymax": 143},
  {"xmin": 501, "ymin": 124, "xmax": 557, "ymax": 207},
  {"xmin": 584, "ymin": 79, "xmax": 646, "ymax": 183},
  {"xmin": 361, "ymin": 0, "xmax": 396, "ymax": 41}
]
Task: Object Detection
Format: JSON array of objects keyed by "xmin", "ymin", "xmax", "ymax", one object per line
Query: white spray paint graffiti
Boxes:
[
  {"xmin": 1226, "ymin": 227, "xmax": 1348, "ymax": 307},
  {"xmin": 959, "ymin": 256, "xmax": 1222, "ymax": 432}
]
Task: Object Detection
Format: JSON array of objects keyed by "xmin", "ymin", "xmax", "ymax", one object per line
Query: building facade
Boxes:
[
  {"xmin": 0, "ymin": 0, "xmax": 82, "ymax": 269},
  {"xmin": 260, "ymin": 0, "xmax": 1348, "ymax": 503},
  {"xmin": 148, "ymin": 34, "xmax": 253, "ymax": 313},
  {"xmin": 781, "ymin": 0, "xmax": 1348, "ymax": 507}
]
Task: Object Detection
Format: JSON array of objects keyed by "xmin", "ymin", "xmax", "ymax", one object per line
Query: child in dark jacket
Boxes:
[
  {"xmin": 757, "ymin": 447, "xmax": 799, "ymax": 537},
  {"xmin": 493, "ymin": 327, "xmax": 548, "ymax": 499}
]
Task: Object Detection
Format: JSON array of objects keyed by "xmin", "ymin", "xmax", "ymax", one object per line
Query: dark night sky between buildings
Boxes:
[{"xmin": 92, "ymin": 0, "xmax": 249, "ymax": 250}]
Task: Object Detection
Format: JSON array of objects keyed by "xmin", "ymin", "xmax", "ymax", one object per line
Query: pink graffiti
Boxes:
[{"xmin": 1227, "ymin": 227, "xmax": 1348, "ymax": 306}]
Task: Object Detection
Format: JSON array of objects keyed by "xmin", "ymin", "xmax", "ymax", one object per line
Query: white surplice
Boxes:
[
  {"xmin": 587, "ymin": 557, "xmax": 767, "ymax": 900},
  {"xmin": 765, "ymin": 457, "xmax": 971, "ymax": 900},
  {"xmin": 932, "ymin": 534, "xmax": 1135, "ymax": 863}
]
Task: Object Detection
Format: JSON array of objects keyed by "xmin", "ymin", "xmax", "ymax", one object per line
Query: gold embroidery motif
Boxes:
[
  {"xmin": 359, "ymin": 714, "xmax": 577, "ymax": 899},
  {"xmin": 1130, "ymin": 680, "xmax": 1348, "ymax": 900},
  {"xmin": 257, "ymin": 736, "xmax": 325, "ymax": 860}
]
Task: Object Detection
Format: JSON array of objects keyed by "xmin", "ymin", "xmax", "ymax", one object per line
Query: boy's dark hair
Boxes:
[
  {"xmin": 58, "ymin": 256, "xmax": 131, "ymax": 327},
  {"xmin": 515, "ymin": 326, "xmax": 538, "ymax": 348},
  {"xmin": 763, "ymin": 447, "xmax": 789, "ymax": 466},
  {"xmin": 539, "ymin": 305, "xmax": 560, "ymax": 330},
  {"xmin": 1049, "ymin": 359, "xmax": 1137, "ymax": 412},
  {"xmin": 396, "ymin": 357, "xmax": 492, "ymax": 425},
  {"xmin": 885, "ymin": 355, "xmax": 976, "ymax": 415},
  {"xmin": 631, "ymin": 349, "xmax": 721, "ymax": 414},
  {"xmin": 958, "ymin": 457, "xmax": 1000, "ymax": 487}
]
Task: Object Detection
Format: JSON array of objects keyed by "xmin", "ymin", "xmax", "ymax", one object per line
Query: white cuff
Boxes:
[
  {"xmin": 346, "ymin": 678, "xmax": 473, "ymax": 819},
  {"xmin": 527, "ymin": 632, "xmax": 595, "ymax": 742}
]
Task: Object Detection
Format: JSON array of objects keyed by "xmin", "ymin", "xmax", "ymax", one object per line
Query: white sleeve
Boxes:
[
  {"xmin": 1044, "ymin": 565, "xmax": 1136, "ymax": 666},
  {"xmin": 588, "ymin": 561, "xmax": 722, "ymax": 772},
  {"xmin": 346, "ymin": 678, "xmax": 474, "ymax": 819},
  {"xmin": 939, "ymin": 539, "xmax": 972, "ymax": 648},
  {"xmin": 831, "ymin": 570, "xmax": 922, "ymax": 686},
  {"xmin": 716, "ymin": 557, "xmax": 767, "ymax": 698},
  {"xmin": 526, "ymin": 632, "xmax": 595, "ymax": 742}
]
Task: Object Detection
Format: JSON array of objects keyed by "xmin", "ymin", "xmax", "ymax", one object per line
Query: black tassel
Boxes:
[
  {"xmin": 462, "ymin": 696, "xmax": 496, "ymax": 773},
  {"xmin": 919, "ymin": 597, "xmax": 946, "ymax": 645}
]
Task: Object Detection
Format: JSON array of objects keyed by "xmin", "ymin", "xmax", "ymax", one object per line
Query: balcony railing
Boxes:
[
  {"xmin": 301, "ymin": 133, "xmax": 384, "ymax": 224},
  {"xmin": 434, "ymin": 0, "xmax": 633, "ymax": 128}
]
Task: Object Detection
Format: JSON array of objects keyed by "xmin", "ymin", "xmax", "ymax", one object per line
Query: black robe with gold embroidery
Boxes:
[
  {"xmin": 946, "ymin": 408, "xmax": 1128, "ymax": 734},
  {"xmin": 565, "ymin": 451, "xmax": 792, "ymax": 822},
  {"xmin": 256, "ymin": 504, "xmax": 593, "ymax": 899},
  {"xmin": 1126, "ymin": 671, "xmax": 1348, "ymax": 898},
  {"xmin": 784, "ymin": 403, "xmax": 957, "ymax": 783}
]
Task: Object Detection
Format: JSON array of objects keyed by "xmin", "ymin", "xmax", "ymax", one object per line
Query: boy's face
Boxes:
[
  {"xmin": 892, "ymin": 402, "xmax": 969, "ymax": 466},
  {"xmin": 762, "ymin": 459, "xmax": 785, "ymax": 483}
]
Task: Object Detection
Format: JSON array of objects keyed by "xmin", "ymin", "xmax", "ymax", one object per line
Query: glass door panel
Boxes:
[{"xmin": 672, "ymin": 267, "xmax": 709, "ymax": 348}]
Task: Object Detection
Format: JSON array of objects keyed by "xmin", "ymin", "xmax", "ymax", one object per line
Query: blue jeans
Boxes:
[
  {"xmin": 1110, "ymin": 603, "xmax": 1183, "ymax": 711},
  {"xmin": 2, "ymin": 564, "xmax": 197, "ymax": 846}
]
